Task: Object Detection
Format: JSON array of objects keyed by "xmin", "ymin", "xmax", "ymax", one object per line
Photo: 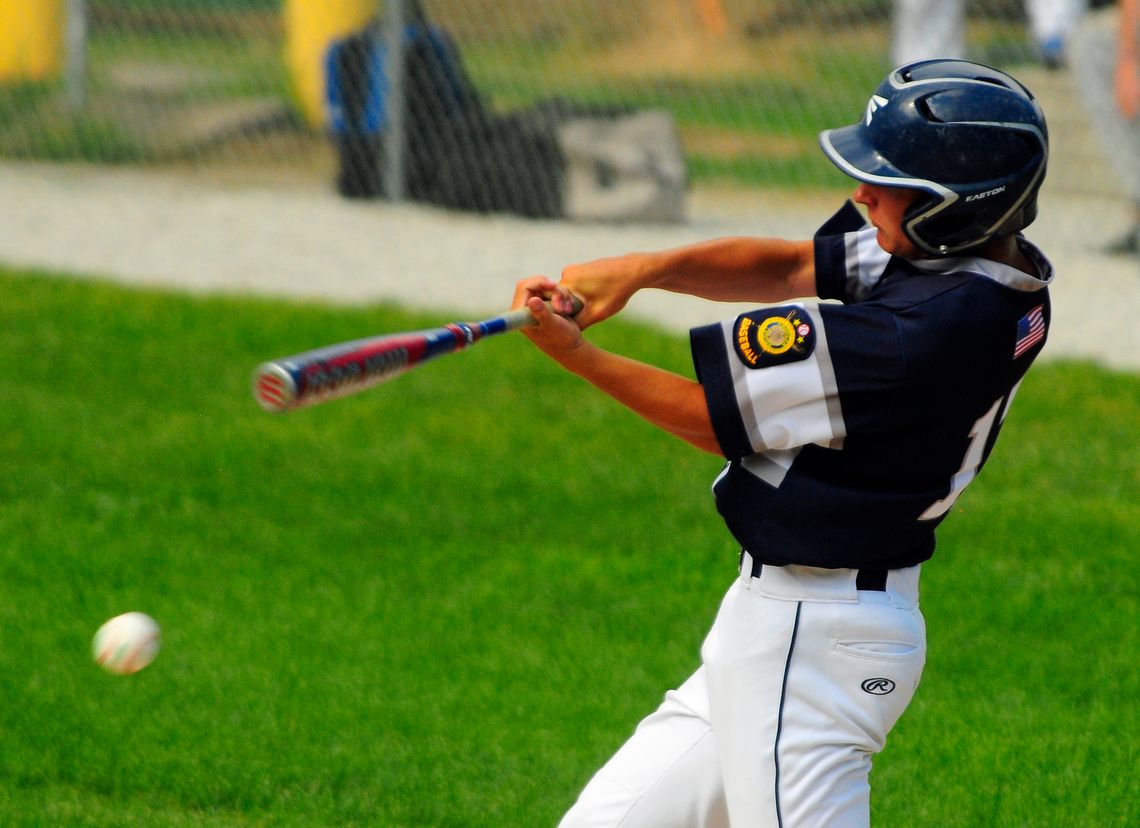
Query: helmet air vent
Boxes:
[{"xmin": 915, "ymin": 97, "xmax": 945, "ymax": 124}]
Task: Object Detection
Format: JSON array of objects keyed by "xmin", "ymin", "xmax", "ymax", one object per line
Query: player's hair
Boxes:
[{"xmin": 819, "ymin": 59, "xmax": 1049, "ymax": 256}]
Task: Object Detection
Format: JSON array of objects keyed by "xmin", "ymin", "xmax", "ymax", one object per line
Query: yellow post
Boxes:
[
  {"xmin": 0, "ymin": 0, "xmax": 64, "ymax": 82},
  {"xmin": 284, "ymin": 0, "xmax": 379, "ymax": 129}
]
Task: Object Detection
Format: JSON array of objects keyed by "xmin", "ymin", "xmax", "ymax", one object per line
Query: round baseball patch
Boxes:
[
  {"xmin": 734, "ymin": 306, "xmax": 816, "ymax": 369},
  {"xmin": 759, "ymin": 316, "xmax": 796, "ymax": 355}
]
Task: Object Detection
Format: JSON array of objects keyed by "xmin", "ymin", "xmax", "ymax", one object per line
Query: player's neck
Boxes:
[{"xmin": 978, "ymin": 235, "xmax": 1037, "ymax": 276}]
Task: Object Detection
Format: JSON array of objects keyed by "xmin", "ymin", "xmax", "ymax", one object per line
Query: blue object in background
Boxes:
[{"xmin": 325, "ymin": 23, "xmax": 474, "ymax": 137}]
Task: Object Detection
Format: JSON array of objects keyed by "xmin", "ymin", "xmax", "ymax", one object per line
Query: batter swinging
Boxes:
[{"xmin": 513, "ymin": 60, "xmax": 1053, "ymax": 827}]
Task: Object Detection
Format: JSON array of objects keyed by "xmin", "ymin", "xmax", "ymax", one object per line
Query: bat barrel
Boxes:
[
  {"xmin": 251, "ymin": 299, "xmax": 580, "ymax": 413},
  {"xmin": 253, "ymin": 362, "xmax": 299, "ymax": 413},
  {"xmin": 251, "ymin": 329, "xmax": 441, "ymax": 413}
]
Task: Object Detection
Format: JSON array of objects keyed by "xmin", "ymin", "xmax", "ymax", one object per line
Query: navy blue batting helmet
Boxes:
[{"xmin": 819, "ymin": 59, "xmax": 1049, "ymax": 256}]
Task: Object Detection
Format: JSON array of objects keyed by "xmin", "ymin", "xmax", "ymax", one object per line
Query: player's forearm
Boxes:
[
  {"xmin": 561, "ymin": 237, "xmax": 816, "ymax": 328},
  {"xmin": 649, "ymin": 236, "xmax": 816, "ymax": 302},
  {"xmin": 627, "ymin": 236, "xmax": 816, "ymax": 304},
  {"xmin": 548, "ymin": 340, "xmax": 721, "ymax": 455}
]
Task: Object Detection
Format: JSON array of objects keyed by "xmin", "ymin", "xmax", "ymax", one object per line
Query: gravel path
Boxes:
[{"xmin": 1, "ymin": 161, "xmax": 1136, "ymax": 371}]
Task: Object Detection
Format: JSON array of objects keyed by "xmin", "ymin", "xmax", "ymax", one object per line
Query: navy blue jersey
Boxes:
[{"xmin": 689, "ymin": 202, "xmax": 1053, "ymax": 569}]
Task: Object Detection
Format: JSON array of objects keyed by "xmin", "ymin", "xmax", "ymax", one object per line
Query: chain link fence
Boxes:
[{"xmin": 0, "ymin": 1, "xmax": 1116, "ymax": 217}]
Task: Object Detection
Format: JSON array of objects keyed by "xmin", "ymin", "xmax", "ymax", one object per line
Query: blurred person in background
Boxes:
[
  {"xmin": 1069, "ymin": 0, "xmax": 1140, "ymax": 256},
  {"xmin": 892, "ymin": 0, "xmax": 1087, "ymax": 68},
  {"xmin": 1027, "ymin": 0, "xmax": 1089, "ymax": 67},
  {"xmin": 891, "ymin": 0, "xmax": 965, "ymax": 65}
]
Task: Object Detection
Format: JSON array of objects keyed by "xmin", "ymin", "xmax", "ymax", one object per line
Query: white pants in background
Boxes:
[
  {"xmin": 1025, "ymin": 0, "xmax": 1088, "ymax": 50},
  {"xmin": 560, "ymin": 558, "xmax": 927, "ymax": 828},
  {"xmin": 891, "ymin": 0, "xmax": 1088, "ymax": 66},
  {"xmin": 891, "ymin": 0, "xmax": 965, "ymax": 66}
]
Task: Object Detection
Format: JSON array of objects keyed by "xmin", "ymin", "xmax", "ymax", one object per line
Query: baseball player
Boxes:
[{"xmin": 513, "ymin": 60, "xmax": 1052, "ymax": 827}]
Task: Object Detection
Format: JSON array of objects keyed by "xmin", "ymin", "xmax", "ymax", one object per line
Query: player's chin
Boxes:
[{"xmin": 876, "ymin": 229, "xmax": 923, "ymax": 260}]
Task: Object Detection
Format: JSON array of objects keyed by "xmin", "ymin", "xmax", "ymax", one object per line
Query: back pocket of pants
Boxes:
[{"xmin": 835, "ymin": 640, "xmax": 920, "ymax": 662}]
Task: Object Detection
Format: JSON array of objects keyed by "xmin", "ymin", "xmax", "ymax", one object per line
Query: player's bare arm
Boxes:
[
  {"xmin": 1118, "ymin": 0, "xmax": 1139, "ymax": 118},
  {"xmin": 513, "ymin": 278, "xmax": 719, "ymax": 455},
  {"xmin": 558, "ymin": 236, "xmax": 817, "ymax": 329}
]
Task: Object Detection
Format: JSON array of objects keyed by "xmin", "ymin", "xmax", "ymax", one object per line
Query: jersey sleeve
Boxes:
[
  {"xmin": 691, "ymin": 303, "xmax": 841, "ymax": 458},
  {"xmin": 690, "ymin": 302, "xmax": 905, "ymax": 460}
]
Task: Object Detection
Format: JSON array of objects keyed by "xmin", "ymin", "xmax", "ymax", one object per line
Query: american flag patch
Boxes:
[{"xmin": 1014, "ymin": 304, "xmax": 1046, "ymax": 358}]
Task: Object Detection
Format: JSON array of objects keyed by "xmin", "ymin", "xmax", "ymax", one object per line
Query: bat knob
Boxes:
[{"xmin": 252, "ymin": 363, "xmax": 298, "ymax": 413}]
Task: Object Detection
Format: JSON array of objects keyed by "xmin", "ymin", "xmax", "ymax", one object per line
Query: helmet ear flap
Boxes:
[
  {"xmin": 1017, "ymin": 198, "xmax": 1038, "ymax": 230},
  {"xmin": 914, "ymin": 212, "xmax": 977, "ymax": 252},
  {"xmin": 999, "ymin": 187, "xmax": 1040, "ymax": 235}
]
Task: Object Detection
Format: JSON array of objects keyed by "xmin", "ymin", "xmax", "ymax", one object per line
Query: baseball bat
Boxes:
[{"xmin": 252, "ymin": 298, "xmax": 581, "ymax": 413}]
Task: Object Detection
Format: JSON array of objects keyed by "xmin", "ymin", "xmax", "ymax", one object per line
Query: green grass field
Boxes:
[{"xmin": 0, "ymin": 268, "xmax": 1136, "ymax": 826}]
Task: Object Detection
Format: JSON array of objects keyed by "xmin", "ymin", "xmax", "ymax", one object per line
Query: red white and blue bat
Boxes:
[{"xmin": 252, "ymin": 299, "xmax": 579, "ymax": 413}]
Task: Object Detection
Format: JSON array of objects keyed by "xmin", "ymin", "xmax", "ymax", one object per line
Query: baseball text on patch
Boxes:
[{"xmin": 733, "ymin": 307, "xmax": 816, "ymax": 369}]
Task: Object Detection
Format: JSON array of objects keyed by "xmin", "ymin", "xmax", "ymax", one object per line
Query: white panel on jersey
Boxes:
[
  {"xmin": 740, "ymin": 447, "xmax": 800, "ymax": 487},
  {"xmin": 720, "ymin": 307, "xmax": 846, "ymax": 453},
  {"xmin": 847, "ymin": 227, "xmax": 891, "ymax": 300}
]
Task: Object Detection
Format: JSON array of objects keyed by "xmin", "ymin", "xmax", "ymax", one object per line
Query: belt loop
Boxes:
[
  {"xmin": 739, "ymin": 549, "xmax": 762, "ymax": 580},
  {"xmin": 739, "ymin": 550, "xmax": 761, "ymax": 588}
]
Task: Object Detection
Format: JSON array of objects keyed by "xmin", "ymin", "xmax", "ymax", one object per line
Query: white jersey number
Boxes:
[{"xmin": 919, "ymin": 384, "xmax": 1020, "ymax": 521}]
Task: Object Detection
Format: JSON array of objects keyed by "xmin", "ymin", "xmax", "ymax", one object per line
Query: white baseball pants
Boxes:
[
  {"xmin": 890, "ymin": 0, "xmax": 965, "ymax": 66},
  {"xmin": 560, "ymin": 557, "xmax": 926, "ymax": 828},
  {"xmin": 1025, "ymin": 0, "xmax": 1088, "ymax": 47}
]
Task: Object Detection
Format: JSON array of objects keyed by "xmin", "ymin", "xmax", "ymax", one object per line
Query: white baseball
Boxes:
[{"xmin": 92, "ymin": 612, "xmax": 161, "ymax": 675}]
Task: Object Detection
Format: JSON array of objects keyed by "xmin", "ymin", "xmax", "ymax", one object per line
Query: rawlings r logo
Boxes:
[{"xmin": 861, "ymin": 677, "xmax": 896, "ymax": 695}]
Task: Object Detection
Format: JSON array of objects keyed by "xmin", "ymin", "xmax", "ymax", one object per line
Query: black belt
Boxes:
[
  {"xmin": 855, "ymin": 568, "xmax": 888, "ymax": 591},
  {"xmin": 742, "ymin": 552, "xmax": 888, "ymax": 592}
]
